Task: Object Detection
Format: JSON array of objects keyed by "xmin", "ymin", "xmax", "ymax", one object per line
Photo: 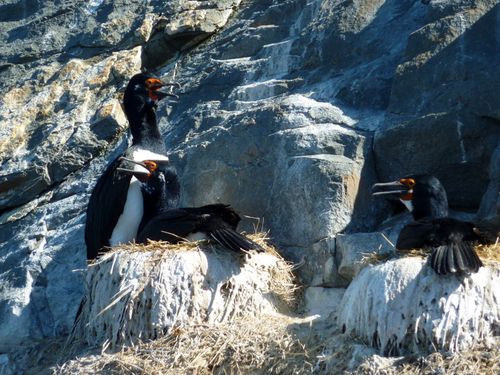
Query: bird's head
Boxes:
[
  {"xmin": 123, "ymin": 73, "xmax": 179, "ymax": 109},
  {"xmin": 117, "ymin": 157, "xmax": 180, "ymax": 207},
  {"xmin": 372, "ymin": 174, "xmax": 449, "ymax": 220},
  {"xmin": 116, "ymin": 157, "xmax": 168, "ymax": 181}
]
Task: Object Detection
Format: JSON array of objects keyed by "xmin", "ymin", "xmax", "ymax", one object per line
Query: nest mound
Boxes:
[
  {"xmin": 338, "ymin": 257, "xmax": 500, "ymax": 355},
  {"xmin": 71, "ymin": 234, "xmax": 297, "ymax": 349}
]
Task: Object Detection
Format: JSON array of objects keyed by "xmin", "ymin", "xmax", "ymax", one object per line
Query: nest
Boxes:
[
  {"xmin": 476, "ymin": 242, "xmax": 500, "ymax": 265},
  {"xmin": 362, "ymin": 242, "xmax": 500, "ymax": 267},
  {"xmin": 54, "ymin": 321, "xmax": 500, "ymax": 374},
  {"xmin": 338, "ymin": 257, "xmax": 500, "ymax": 355},
  {"xmin": 71, "ymin": 233, "xmax": 297, "ymax": 349},
  {"xmin": 355, "ymin": 344, "xmax": 500, "ymax": 375}
]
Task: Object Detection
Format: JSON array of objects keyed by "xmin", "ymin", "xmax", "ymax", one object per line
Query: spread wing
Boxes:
[{"xmin": 397, "ymin": 218, "xmax": 482, "ymax": 275}]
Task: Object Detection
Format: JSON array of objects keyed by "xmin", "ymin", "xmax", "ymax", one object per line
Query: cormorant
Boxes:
[
  {"xmin": 118, "ymin": 160, "xmax": 265, "ymax": 253},
  {"xmin": 372, "ymin": 175, "xmax": 490, "ymax": 275},
  {"xmin": 85, "ymin": 73, "xmax": 178, "ymax": 260}
]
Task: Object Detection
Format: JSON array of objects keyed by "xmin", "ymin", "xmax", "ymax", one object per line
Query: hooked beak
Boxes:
[{"xmin": 371, "ymin": 180, "xmax": 410, "ymax": 197}]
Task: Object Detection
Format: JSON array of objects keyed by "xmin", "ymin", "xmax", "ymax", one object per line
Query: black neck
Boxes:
[
  {"xmin": 124, "ymin": 95, "xmax": 164, "ymax": 149},
  {"xmin": 140, "ymin": 168, "xmax": 180, "ymax": 227},
  {"xmin": 412, "ymin": 188, "xmax": 449, "ymax": 220}
]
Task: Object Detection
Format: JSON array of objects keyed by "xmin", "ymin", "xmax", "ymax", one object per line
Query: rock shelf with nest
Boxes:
[
  {"xmin": 338, "ymin": 244, "xmax": 500, "ymax": 355},
  {"xmin": 71, "ymin": 234, "xmax": 296, "ymax": 349}
]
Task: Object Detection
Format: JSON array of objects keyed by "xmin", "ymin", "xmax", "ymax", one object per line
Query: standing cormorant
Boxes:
[
  {"xmin": 117, "ymin": 160, "xmax": 265, "ymax": 253},
  {"xmin": 372, "ymin": 175, "xmax": 489, "ymax": 275},
  {"xmin": 85, "ymin": 73, "xmax": 178, "ymax": 260}
]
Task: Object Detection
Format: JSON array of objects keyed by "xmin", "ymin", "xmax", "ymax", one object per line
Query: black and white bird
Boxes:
[
  {"xmin": 118, "ymin": 160, "xmax": 265, "ymax": 254},
  {"xmin": 85, "ymin": 73, "xmax": 178, "ymax": 260},
  {"xmin": 372, "ymin": 175, "xmax": 494, "ymax": 275}
]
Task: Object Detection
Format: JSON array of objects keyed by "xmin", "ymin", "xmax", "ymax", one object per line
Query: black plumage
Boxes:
[
  {"xmin": 85, "ymin": 73, "xmax": 177, "ymax": 260},
  {"xmin": 137, "ymin": 204, "xmax": 264, "ymax": 253},
  {"xmin": 396, "ymin": 217, "xmax": 482, "ymax": 275},
  {"xmin": 123, "ymin": 162, "xmax": 265, "ymax": 253},
  {"xmin": 372, "ymin": 174, "xmax": 485, "ymax": 275}
]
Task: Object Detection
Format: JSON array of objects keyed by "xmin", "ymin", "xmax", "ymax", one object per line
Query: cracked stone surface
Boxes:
[{"xmin": 0, "ymin": 0, "xmax": 499, "ymax": 367}]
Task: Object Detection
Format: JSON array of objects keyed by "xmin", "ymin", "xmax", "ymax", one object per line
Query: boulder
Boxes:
[
  {"xmin": 335, "ymin": 232, "xmax": 396, "ymax": 283},
  {"xmin": 165, "ymin": 95, "xmax": 377, "ymax": 285},
  {"xmin": 303, "ymin": 286, "xmax": 345, "ymax": 320}
]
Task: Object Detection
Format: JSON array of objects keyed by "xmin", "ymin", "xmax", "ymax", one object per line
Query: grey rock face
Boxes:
[
  {"xmin": 0, "ymin": 0, "xmax": 242, "ymax": 354},
  {"xmin": 1, "ymin": 0, "xmax": 499, "ymax": 358},
  {"xmin": 335, "ymin": 232, "xmax": 396, "ymax": 284},
  {"xmin": 375, "ymin": 1, "xmax": 500, "ymax": 208}
]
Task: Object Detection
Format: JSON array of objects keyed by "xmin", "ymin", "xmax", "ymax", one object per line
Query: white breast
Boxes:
[
  {"xmin": 109, "ymin": 148, "xmax": 170, "ymax": 246},
  {"xmin": 400, "ymin": 199, "xmax": 414, "ymax": 213},
  {"xmin": 109, "ymin": 177, "xmax": 144, "ymax": 246}
]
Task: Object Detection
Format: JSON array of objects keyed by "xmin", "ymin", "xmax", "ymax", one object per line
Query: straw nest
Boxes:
[
  {"xmin": 338, "ymin": 257, "xmax": 500, "ymax": 355},
  {"xmin": 70, "ymin": 233, "xmax": 297, "ymax": 349},
  {"xmin": 362, "ymin": 242, "xmax": 500, "ymax": 266}
]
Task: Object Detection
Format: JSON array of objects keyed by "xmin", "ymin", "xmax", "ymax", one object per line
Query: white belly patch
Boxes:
[
  {"xmin": 110, "ymin": 177, "xmax": 144, "ymax": 246},
  {"xmin": 109, "ymin": 149, "xmax": 169, "ymax": 246}
]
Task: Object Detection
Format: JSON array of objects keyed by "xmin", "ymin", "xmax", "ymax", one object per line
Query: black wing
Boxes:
[
  {"xmin": 473, "ymin": 218, "xmax": 500, "ymax": 244},
  {"xmin": 85, "ymin": 157, "xmax": 131, "ymax": 259},
  {"xmin": 136, "ymin": 209, "xmax": 201, "ymax": 244},
  {"xmin": 181, "ymin": 204, "xmax": 241, "ymax": 229},
  {"xmin": 137, "ymin": 205, "xmax": 263, "ymax": 253},
  {"xmin": 396, "ymin": 219, "xmax": 435, "ymax": 250},
  {"xmin": 430, "ymin": 241, "xmax": 482, "ymax": 275},
  {"xmin": 209, "ymin": 228, "xmax": 265, "ymax": 253},
  {"xmin": 397, "ymin": 218, "xmax": 482, "ymax": 275}
]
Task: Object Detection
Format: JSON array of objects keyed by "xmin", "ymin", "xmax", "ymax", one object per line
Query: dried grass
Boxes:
[
  {"xmin": 476, "ymin": 242, "xmax": 500, "ymax": 265},
  {"xmin": 54, "ymin": 323, "xmax": 500, "ymax": 375},
  {"xmin": 361, "ymin": 252, "xmax": 392, "ymax": 265},
  {"xmin": 362, "ymin": 242, "xmax": 500, "ymax": 267},
  {"xmin": 355, "ymin": 344, "xmax": 500, "ymax": 375},
  {"xmin": 56, "ymin": 315, "xmax": 318, "ymax": 375},
  {"xmin": 92, "ymin": 233, "xmax": 282, "ymax": 261}
]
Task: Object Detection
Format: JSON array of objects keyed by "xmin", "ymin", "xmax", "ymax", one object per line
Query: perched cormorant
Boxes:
[
  {"xmin": 372, "ymin": 175, "xmax": 487, "ymax": 275},
  {"xmin": 85, "ymin": 73, "xmax": 178, "ymax": 260},
  {"xmin": 118, "ymin": 160, "xmax": 265, "ymax": 253}
]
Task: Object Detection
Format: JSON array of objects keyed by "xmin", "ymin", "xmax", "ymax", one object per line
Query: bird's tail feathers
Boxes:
[
  {"xmin": 210, "ymin": 229, "xmax": 265, "ymax": 253},
  {"xmin": 430, "ymin": 241, "xmax": 482, "ymax": 275}
]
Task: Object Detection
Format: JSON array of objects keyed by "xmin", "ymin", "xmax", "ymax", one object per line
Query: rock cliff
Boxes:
[{"xmin": 0, "ymin": 0, "xmax": 499, "ymax": 372}]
